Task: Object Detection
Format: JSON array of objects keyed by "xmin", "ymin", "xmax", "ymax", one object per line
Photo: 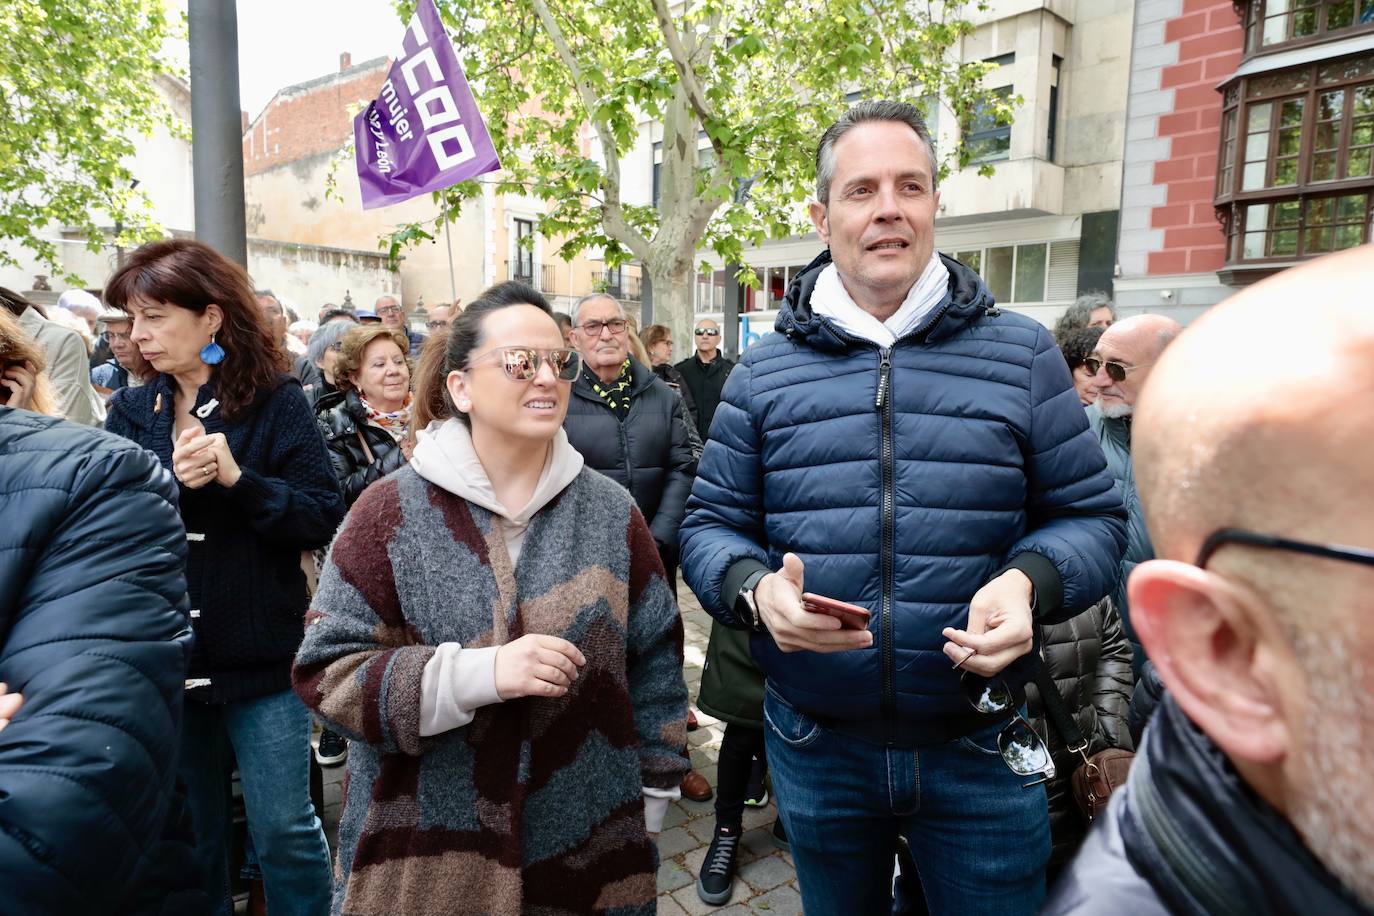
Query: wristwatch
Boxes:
[{"xmin": 736, "ymin": 570, "xmax": 769, "ymax": 630}]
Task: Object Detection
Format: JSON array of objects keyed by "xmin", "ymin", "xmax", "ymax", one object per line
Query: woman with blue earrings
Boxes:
[{"xmin": 103, "ymin": 238, "xmax": 344, "ymax": 916}]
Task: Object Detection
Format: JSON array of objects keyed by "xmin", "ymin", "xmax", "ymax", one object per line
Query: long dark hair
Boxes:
[
  {"xmin": 411, "ymin": 281, "xmax": 553, "ymax": 429},
  {"xmin": 0, "ymin": 287, "xmax": 46, "ymax": 319},
  {"xmin": 104, "ymin": 239, "xmax": 287, "ymax": 420}
]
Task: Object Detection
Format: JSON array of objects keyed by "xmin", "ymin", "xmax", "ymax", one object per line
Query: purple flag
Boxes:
[{"xmin": 354, "ymin": 0, "xmax": 501, "ymax": 209}]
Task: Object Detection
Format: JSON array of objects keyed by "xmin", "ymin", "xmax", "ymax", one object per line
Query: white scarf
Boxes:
[{"xmin": 810, "ymin": 253, "xmax": 951, "ymax": 347}]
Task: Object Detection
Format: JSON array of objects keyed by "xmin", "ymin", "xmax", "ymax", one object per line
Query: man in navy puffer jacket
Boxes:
[
  {"xmin": 680, "ymin": 101, "xmax": 1126, "ymax": 916},
  {"xmin": 0, "ymin": 407, "xmax": 209, "ymax": 914}
]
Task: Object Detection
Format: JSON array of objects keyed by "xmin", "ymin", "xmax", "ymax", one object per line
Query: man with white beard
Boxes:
[
  {"xmin": 1045, "ymin": 244, "xmax": 1374, "ymax": 915},
  {"xmin": 1084, "ymin": 314, "xmax": 1180, "ymax": 673}
]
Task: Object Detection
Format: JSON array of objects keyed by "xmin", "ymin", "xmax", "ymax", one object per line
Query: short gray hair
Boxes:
[
  {"xmin": 573, "ymin": 292, "xmax": 624, "ymax": 325},
  {"xmin": 307, "ymin": 313, "xmax": 357, "ymax": 366},
  {"xmin": 1053, "ymin": 292, "xmax": 1116, "ymax": 344},
  {"xmin": 816, "ymin": 100, "xmax": 938, "ymax": 204}
]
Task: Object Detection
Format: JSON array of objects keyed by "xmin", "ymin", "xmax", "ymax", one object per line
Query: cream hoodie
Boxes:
[{"xmin": 408, "ymin": 419, "xmax": 679, "ymax": 830}]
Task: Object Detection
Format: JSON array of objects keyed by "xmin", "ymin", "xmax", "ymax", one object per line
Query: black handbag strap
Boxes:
[{"xmin": 1034, "ymin": 664, "xmax": 1091, "ymax": 755}]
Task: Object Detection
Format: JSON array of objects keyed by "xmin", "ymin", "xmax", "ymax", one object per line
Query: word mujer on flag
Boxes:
[{"xmin": 354, "ymin": 0, "xmax": 501, "ymax": 209}]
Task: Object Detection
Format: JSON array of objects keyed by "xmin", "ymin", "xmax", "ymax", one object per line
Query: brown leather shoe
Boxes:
[
  {"xmin": 248, "ymin": 878, "xmax": 268, "ymax": 916},
  {"xmin": 687, "ymin": 708, "xmax": 700, "ymax": 731},
  {"xmin": 680, "ymin": 768, "xmax": 714, "ymax": 802}
]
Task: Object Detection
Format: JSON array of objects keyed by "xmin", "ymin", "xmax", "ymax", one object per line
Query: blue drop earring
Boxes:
[{"xmin": 199, "ymin": 334, "xmax": 225, "ymax": 366}]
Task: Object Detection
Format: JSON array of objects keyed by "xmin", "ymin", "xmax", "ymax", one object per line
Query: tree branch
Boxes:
[
  {"xmin": 650, "ymin": 0, "xmax": 721, "ymax": 154},
  {"xmin": 527, "ymin": 0, "xmax": 653, "ymax": 262}
]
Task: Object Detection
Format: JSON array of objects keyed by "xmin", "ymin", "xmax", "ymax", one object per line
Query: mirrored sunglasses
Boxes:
[
  {"xmin": 465, "ymin": 346, "xmax": 581, "ymax": 381},
  {"xmin": 694, "ymin": 327, "xmax": 720, "ymax": 337},
  {"xmin": 957, "ymin": 667, "xmax": 1055, "ymax": 788},
  {"xmin": 1083, "ymin": 357, "xmax": 1150, "ymax": 383}
]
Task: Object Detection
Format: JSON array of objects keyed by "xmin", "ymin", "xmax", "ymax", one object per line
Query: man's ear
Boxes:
[
  {"xmin": 1129, "ymin": 559, "xmax": 1290, "ymax": 765},
  {"xmin": 809, "ymin": 201, "xmax": 830, "ymax": 246}
]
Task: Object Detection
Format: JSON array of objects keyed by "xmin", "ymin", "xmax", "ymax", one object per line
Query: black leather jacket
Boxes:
[
  {"xmin": 1025, "ymin": 598, "xmax": 1136, "ymax": 866},
  {"xmin": 316, "ymin": 390, "xmax": 407, "ymax": 507}
]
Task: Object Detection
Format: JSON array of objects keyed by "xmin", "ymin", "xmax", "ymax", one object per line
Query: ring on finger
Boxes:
[{"xmin": 203, "ymin": 465, "xmax": 213, "ymax": 476}]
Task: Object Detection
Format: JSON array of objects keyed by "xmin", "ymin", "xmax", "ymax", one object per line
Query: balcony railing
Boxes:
[
  {"xmin": 505, "ymin": 260, "xmax": 555, "ymax": 293},
  {"xmin": 591, "ymin": 268, "xmax": 642, "ymax": 301}
]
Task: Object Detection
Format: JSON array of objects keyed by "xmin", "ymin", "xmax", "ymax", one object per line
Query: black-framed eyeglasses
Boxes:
[
  {"xmin": 694, "ymin": 327, "xmax": 720, "ymax": 337},
  {"xmin": 955, "ymin": 658, "xmax": 1055, "ymax": 789},
  {"xmin": 1083, "ymin": 357, "xmax": 1152, "ymax": 383},
  {"xmin": 579, "ymin": 318, "xmax": 627, "ymax": 337},
  {"xmin": 464, "ymin": 346, "xmax": 581, "ymax": 381},
  {"xmin": 426, "ymin": 320, "xmax": 449, "ymax": 330},
  {"xmin": 1195, "ymin": 527, "xmax": 1374, "ymax": 570}
]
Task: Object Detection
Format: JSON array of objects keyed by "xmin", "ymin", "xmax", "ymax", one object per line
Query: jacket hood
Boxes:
[
  {"xmin": 410, "ymin": 417, "xmax": 584, "ymax": 524},
  {"xmin": 776, "ymin": 249, "xmax": 998, "ymax": 351}
]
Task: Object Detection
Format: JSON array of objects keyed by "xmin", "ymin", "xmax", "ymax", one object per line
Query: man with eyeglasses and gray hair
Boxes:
[
  {"xmin": 375, "ymin": 294, "xmax": 426, "ymax": 357},
  {"xmin": 562, "ymin": 291, "xmax": 710, "ymax": 804},
  {"xmin": 679, "ymin": 99, "xmax": 1126, "ymax": 915},
  {"xmin": 1046, "ymin": 244, "xmax": 1374, "ymax": 916},
  {"xmin": 1084, "ymin": 314, "xmax": 1181, "ymax": 675}
]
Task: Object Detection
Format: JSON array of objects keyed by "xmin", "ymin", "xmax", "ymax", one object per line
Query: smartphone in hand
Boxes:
[{"xmin": 801, "ymin": 593, "xmax": 872, "ymax": 630}]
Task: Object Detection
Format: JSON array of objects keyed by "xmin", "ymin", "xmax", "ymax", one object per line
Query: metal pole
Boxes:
[
  {"xmin": 189, "ymin": 0, "xmax": 248, "ymax": 267},
  {"xmin": 443, "ymin": 202, "xmax": 458, "ymax": 304},
  {"xmin": 723, "ymin": 264, "xmax": 743, "ymax": 361}
]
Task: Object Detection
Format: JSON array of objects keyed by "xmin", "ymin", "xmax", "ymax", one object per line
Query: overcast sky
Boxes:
[{"xmin": 235, "ymin": 0, "xmax": 403, "ymax": 119}]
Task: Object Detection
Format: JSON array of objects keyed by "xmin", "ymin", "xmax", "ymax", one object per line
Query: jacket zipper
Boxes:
[
  {"xmin": 876, "ymin": 347, "xmax": 896, "ymax": 743},
  {"xmin": 791, "ymin": 288, "xmax": 967, "ymax": 742}
]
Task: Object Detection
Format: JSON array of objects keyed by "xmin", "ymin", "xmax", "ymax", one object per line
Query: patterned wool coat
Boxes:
[{"xmin": 294, "ymin": 464, "xmax": 689, "ymax": 915}]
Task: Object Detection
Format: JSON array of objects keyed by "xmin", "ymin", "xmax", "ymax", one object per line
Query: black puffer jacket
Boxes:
[
  {"xmin": 316, "ymin": 390, "xmax": 407, "ymax": 507},
  {"xmin": 0, "ymin": 408, "xmax": 209, "ymax": 914},
  {"xmin": 563, "ymin": 358, "xmax": 698, "ymax": 548},
  {"xmin": 1025, "ymin": 598, "xmax": 1136, "ymax": 866}
]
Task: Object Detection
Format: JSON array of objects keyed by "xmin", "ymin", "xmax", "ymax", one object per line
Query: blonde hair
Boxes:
[
  {"xmin": 0, "ymin": 307, "xmax": 58, "ymax": 416},
  {"xmin": 623, "ymin": 313, "xmax": 650, "ymax": 365}
]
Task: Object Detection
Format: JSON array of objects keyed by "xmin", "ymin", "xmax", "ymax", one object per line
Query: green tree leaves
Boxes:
[
  {"xmin": 382, "ymin": 0, "xmax": 1008, "ymax": 336},
  {"xmin": 0, "ymin": 0, "xmax": 177, "ymax": 283}
]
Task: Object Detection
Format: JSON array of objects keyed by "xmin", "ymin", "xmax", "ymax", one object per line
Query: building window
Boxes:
[
  {"xmin": 1217, "ymin": 57, "xmax": 1374, "ymax": 193},
  {"xmin": 966, "ymin": 86, "xmax": 1014, "ymax": 162},
  {"xmin": 1217, "ymin": 51, "xmax": 1374, "ymax": 264},
  {"xmin": 1236, "ymin": 191, "xmax": 1372, "ymax": 258},
  {"xmin": 1245, "ymin": 0, "xmax": 1374, "ymax": 53},
  {"xmin": 953, "ymin": 240, "xmax": 1079, "ymax": 304},
  {"xmin": 514, "ymin": 219, "xmax": 534, "ymax": 281},
  {"xmin": 1048, "ymin": 56, "xmax": 1062, "ymax": 163}
]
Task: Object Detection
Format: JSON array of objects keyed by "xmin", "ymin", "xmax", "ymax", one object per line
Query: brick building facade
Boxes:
[
  {"xmin": 243, "ymin": 54, "xmax": 388, "ymax": 176},
  {"xmin": 1118, "ymin": 0, "xmax": 1374, "ymax": 320}
]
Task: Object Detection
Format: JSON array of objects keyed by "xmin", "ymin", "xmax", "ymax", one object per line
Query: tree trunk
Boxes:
[{"xmin": 647, "ymin": 259, "xmax": 696, "ymax": 358}]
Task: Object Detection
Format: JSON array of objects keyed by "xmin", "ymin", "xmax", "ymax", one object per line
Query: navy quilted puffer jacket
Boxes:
[
  {"xmin": 679, "ymin": 251, "xmax": 1127, "ymax": 742},
  {"xmin": 0, "ymin": 408, "xmax": 208, "ymax": 913}
]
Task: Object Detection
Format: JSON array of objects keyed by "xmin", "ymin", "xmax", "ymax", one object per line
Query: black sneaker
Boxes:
[
  {"xmin": 696, "ymin": 822, "xmax": 741, "ymax": 905},
  {"xmin": 744, "ymin": 754, "xmax": 769, "ymax": 807},
  {"xmin": 315, "ymin": 729, "xmax": 348, "ymax": 767},
  {"xmin": 771, "ymin": 817, "xmax": 790, "ymax": 853}
]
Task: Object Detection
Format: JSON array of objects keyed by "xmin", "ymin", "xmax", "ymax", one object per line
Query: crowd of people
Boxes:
[{"xmin": 2, "ymin": 99, "xmax": 1373, "ymax": 916}]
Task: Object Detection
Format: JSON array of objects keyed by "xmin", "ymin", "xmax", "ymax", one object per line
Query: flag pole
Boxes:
[{"xmin": 443, "ymin": 196, "xmax": 458, "ymax": 304}]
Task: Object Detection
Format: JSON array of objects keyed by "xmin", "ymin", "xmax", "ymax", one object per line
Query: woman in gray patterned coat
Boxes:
[{"xmin": 293, "ymin": 281, "xmax": 689, "ymax": 915}]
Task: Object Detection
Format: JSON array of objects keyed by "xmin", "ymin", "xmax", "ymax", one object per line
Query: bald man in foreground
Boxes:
[{"xmin": 1045, "ymin": 246, "xmax": 1374, "ymax": 914}]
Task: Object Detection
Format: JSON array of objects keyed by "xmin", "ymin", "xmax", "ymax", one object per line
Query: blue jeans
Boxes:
[
  {"xmin": 763, "ymin": 687, "xmax": 1050, "ymax": 916},
  {"xmin": 181, "ymin": 689, "xmax": 333, "ymax": 916}
]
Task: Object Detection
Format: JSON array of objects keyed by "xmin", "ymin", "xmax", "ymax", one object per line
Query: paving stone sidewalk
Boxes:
[{"xmin": 317, "ymin": 587, "xmax": 802, "ymax": 914}]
